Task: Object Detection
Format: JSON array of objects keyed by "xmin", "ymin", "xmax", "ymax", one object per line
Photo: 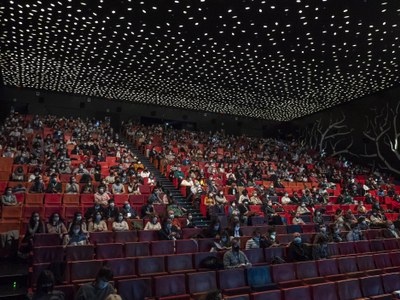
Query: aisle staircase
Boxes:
[{"xmin": 123, "ymin": 139, "xmax": 210, "ymax": 228}]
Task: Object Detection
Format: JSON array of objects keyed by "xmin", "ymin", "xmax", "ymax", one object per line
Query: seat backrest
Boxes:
[
  {"xmin": 70, "ymin": 260, "xmax": 103, "ymax": 283},
  {"xmin": 271, "ymin": 263, "xmax": 296, "ymax": 282},
  {"xmin": 336, "ymin": 279, "xmax": 362, "ymax": 300},
  {"xmin": 370, "ymin": 239, "xmax": 385, "ymax": 252},
  {"xmin": 383, "ymin": 238, "xmax": 399, "ymax": 251},
  {"xmin": 264, "ymin": 246, "xmax": 286, "ymax": 263},
  {"xmin": 88, "ymin": 231, "xmax": 114, "ymax": 245},
  {"xmin": 118, "ymin": 277, "xmax": 152, "ymax": 300},
  {"xmin": 246, "ymin": 265, "xmax": 273, "ymax": 288},
  {"xmin": 125, "ymin": 242, "xmax": 150, "ymax": 257},
  {"xmin": 317, "ymin": 259, "xmax": 339, "ymax": 276},
  {"xmin": 283, "ymin": 286, "xmax": 311, "ymax": 300},
  {"xmin": 96, "ymin": 243, "xmax": 124, "ymax": 259},
  {"xmin": 381, "ymin": 272, "xmax": 400, "ymax": 293},
  {"xmin": 327, "ymin": 243, "xmax": 339, "ymax": 257},
  {"xmin": 250, "ymin": 290, "xmax": 281, "ymax": 300},
  {"xmin": 311, "ymin": 282, "xmax": 338, "ymax": 300},
  {"xmin": 114, "ymin": 231, "xmax": 138, "ymax": 243},
  {"xmin": 373, "ymin": 253, "xmax": 392, "ymax": 268},
  {"xmin": 104, "ymin": 258, "xmax": 136, "ymax": 278},
  {"xmin": 154, "ymin": 274, "xmax": 187, "ymax": 298},
  {"xmin": 66, "ymin": 245, "xmax": 94, "ymax": 261},
  {"xmin": 295, "ymin": 261, "xmax": 319, "ymax": 279},
  {"xmin": 243, "ymin": 248, "xmax": 265, "ymax": 265},
  {"xmin": 150, "ymin": 240, "xmax": 175, "ymax": 255},
  {"xmin": 187, "ymin": 271, "xmax": 217, "ymax": 294},
  {"xmin": 337, "ymin": 257, "xmax": 358, "ymax": 273},
  {"xmin": 33, "ymin": 233, "xmax": 62, "ymax": 246},
  {"xmin": 33, "ymin": 246, "xmax": 64, "ymax": 264},
  {"xmin": 137, "ymin": 230, "xmax": 159, "ymax": 241},
  {"xmin": 218, "ymin": 268, "xmax": 247, "ymax": 290},
  {"xmin": 338, "ymin": 242, "xmax": 355, "ymax": 255},
  {"xmin": 193, "ymin": 252, "xmax": 217, "ymax": 270},
  {"xmin": 354, "ymin": 240, "xmax": 371, "ymax": 253},
  {"xmin": 359, "ymin": 275, "xmax": 384, "ymax": 297},
  {"xmin": 390, "ymin": 252, "xmax": 400, "ymax": 266},
  {"xmin": 176, "ymin": 239, "xmax": 199, "ymax": 254},
  {"xmin": 166, "ymin": 254, "xmax": 194, "ymax": 273},
  {"xmin": 137, "ymin": 256, "xmax": 165, "ymax": 275},
  {"xmin": 356, "ymin": 255, "xmax": 376, "ymax": 272}
]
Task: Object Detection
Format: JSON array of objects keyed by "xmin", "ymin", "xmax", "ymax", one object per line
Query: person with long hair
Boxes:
[
  {"xmin": 31, "ymin": 270, "xmax": 65, "ymax": 300},
  {"xmin": 63, "ymin": 223, "xmax": 88, "ymax": 246}
]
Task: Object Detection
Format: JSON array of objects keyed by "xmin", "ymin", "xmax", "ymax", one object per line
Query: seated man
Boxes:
[
  {"xmin": 158, "ymin": 218, "xmax": 181, "ymax": 240},
  {"xmin": 383, "ymin": 220, "xmax": 400, "ymax": 238},
  {"xmin": 287, "ymin": 232, "xmax": 312, "ymax": 262},
  {"xmin": 75, "ymin": 266, "xmax": 115, "ymax": 300},
  {"xmin": 223, "ymin": 238, "xmax": 252, "ymax": 269},
  {"xmin": 245, "ymin": 230, "xmax": 261, "ymax": 250}
]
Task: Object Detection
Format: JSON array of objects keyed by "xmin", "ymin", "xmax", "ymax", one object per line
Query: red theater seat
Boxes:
[
  {"xmin": 370, "ymin": 240, "xmax": 385, "ymax": 252},
  {"xmin": 311, "ymin": 282, "xmax": 339, "ymax": 300},
  {"xmin": 88, "ymin": 231, "xmax": 114, "ymax": 245},
  {"xmin": 154, "ymin": 274, "xmax": 188, "ymax": 298},
  {"xmin": 176, "ymin": 239, "xmax": 198, "ymax": 254},
  {"xmin": 128, "ymin": 194, "xmax": 145, "ymax": 205},
  {"xmin": 125, "ymin": 242, "xmax": 150, "ymax": 257},
  {"xmin": 381, "ymin": 272, "xmax": 400, "ymax": 293},
  {"xmin": 337, "ymin": 257, "xmax": 365, "ymax": 278},
  {"xmin": 317, "ymin": 259, "xmax": 345, "ymax": 281},
  {"xmin": 117, "ymin": 277, "xmax": 152, "ymax": 300},
  {"xmin": 383, "ymin": 238, "xmax": 399, "ymax": 251},
  {"xmin": 137, "ymin": 230, "xmax": 158, "ymax": 241},
  {"xmin": 96, "ymin": 243, "xmax": 124, "ymax": 259},
  {"xmin": 218, "ymin": 268, "xmax": 251, "ymax": 295},
  {"xmin": 66, "ymin": 245, "xmax": 94, "ymax": 261},
  {"xmin": 1, "ymin": 205, "xmax": 22, "ymax": 220},
  {"xmin": 33, "ymin": 233, "xmax": 62, "ymax": 246},
  {"xmin": 337, "ymin": 241, "xmax": 355, "ymax": 256},
  {"xmin": 243, "ymin": 248, "xmax": 265, "ymax": 266},
  {"xmin": 104, "ymin": 258, "xmax": 136, "ymax": 279},
  {"xmin": 166, "ymin": 253, "xmax": 195, "ymax": 274},
  {"xmin": 295, "ymin": 261, "xmax": 325, "ymax": 284},
  {"xmin": 250, "ymin": 290, "xmax": 281, "ymax": 300},
  {"xmin": 193, "ymin": 252, "xmax": 218, "ymax": 270},
  {"xmin": 336, "ymin": 278, "xmax": 363, "ymax": 300},
  {"xmin": 150, "ymin": 240, "xmax": 175, "ymax": 255},
  {"xmin": 264, "ymin": 246, "xmax": 286, "ymax": 263},
  {"xmin": 356, "ymin": 255, "xmax": 380, "ymax": 275},
  {"xmin": 114, "ymin": 230, "xmax": 137, "ymax": 243},
  {"xmin": 136, "ymin": 256, "xmax": 167, "ymax": 276},
  {"xmin": 373, "ymin": 253, "xmax": 399, "ymax": 272},
  {"xmin": 354, "ymin": 240, "xmax": 372, "ymax": 254},
  {"xmin": 62, "ymin": 194, "xmax": 80, "ymax": 205},
  {"xmin": 282, "ymin": 286, "xmax": 311, "ymax": 300},
  {"xmin": 44, "ymin": 193, "xmax": 62, "ymax": 206},
  {"xmin": 70, "ymin": 260, "xmax": 103, "ymax": 283},
  {"xmin": 33, "ymin": 246, "xmax": 64, "ymax": 264},
  {"xmin": 359, "ymin": 275, "xmax": 385, "ymax": 297},
  {"xmin": 271, "ymin": 263, "xmax": 302, "ymax": 288},
  {"xmin": 187, "ymin": 271, "xmax": 217, "ymax": 296}
]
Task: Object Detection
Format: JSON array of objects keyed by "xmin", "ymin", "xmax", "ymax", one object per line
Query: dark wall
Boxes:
[{"xmin": 1, "ymin": 87, "xmax": 278, "ymax": 137}]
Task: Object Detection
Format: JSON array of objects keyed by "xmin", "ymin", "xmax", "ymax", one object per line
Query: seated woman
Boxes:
[
  {"xmin": 111, "ymin": 178, "xmax": 125, "ymax": 194},
  {"xmin": 1, "ymin": 187, "xmax": 19, "ymax": 206},
  {"xmin": 11, "ymin": 166, "xmax": 25, "ymax": 181},
  {"xmin": 46, "ymin": 212, "xmax": 68, "ymax": 235},
  {"xmin": 65, "ymin": 176, "xmax": 80, "ymax": 194},
  {"xmin": 292, "ymin": 212, "xmax": 306, "ymax": 225},
  {"xmin": 63, "ymin": 224, "xmax": 88, "ymax": 246},
  {"xmin": 112, "ymin": 213, "xmax": 129, "ymax": 231},
  {"xmin": 127, "ymin": 180, "xmax": 141, "ymax": 195},
  {"xmin": 21, "ymin": 212, "xmax": 46, "ymax": 253},
  {"xmin": 31, "ymin": 270, "xmax": 65, "ymax": 300},
  {"xmin": 68, "ymin": 211, "xmax": 87, "ymax": 232},
  {"xmin": 357, "ymin": 201, "xmax": 367, "ymax": 214},
  {"xmin": 229, "ymin": 220, "xmax": 243, "ymax": 239},
  {"xmin": 88, "ymin": 211, "xmax": 108, "ymax": 232},
  {"xmin": 167, "ymin": 198, "xmax": 186, "ymax": 218},
  {"xmin": 45, "ymin": 174, "xmax": 62, "ymax": 194},
  {"xmin": 210, "ymin": 230, "xmax": 232, "ymax": 252},
  {"xmin": 29, "ymin": 177, "xmax": 46, "ymax": 193},
  {"xmin": 296, "ymin": 202, "xmax": 311, "ymax": 215},
  {"xmin": 144, "ymin": 215, "xmax": 162, "ymax": 230},
  {"xmin": 94, "ymin": 186, "xmax": 111, "ymax": 206}
]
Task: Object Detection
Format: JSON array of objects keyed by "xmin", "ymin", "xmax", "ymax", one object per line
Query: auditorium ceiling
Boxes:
[{"xmin": 1, "ymin": 0, "xmax": 399, "ymax": 121}]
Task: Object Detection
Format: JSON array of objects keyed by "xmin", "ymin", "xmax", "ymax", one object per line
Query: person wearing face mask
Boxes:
[
  {"xmin": 75, "ymin": 266, "xmax": 115, "ymax": 300},
  {"xmin": 292, "ymin": 212, "xmax": 306, "ymax": 225},
  {"xmin": 88, "ymin": 212, "xmax": 108, "ymax": 232},
  {"xmin": 94, "ymin": 186, "xmax": 111, "ymax": 206},
  {"xmin": 65, "ymin": 176, "xmax": 80, "ymax": 194},
  {"xmin": 245, "ymin": 230, "xmax": 262, "ymax": 250},
  {"xmin": 141, "ymin": 200, "xmax": 155, "ymax": 219},
  {"xmin": 167, "ymin": 210, "xmax": 182, "ymax": 230},
  {"xmin": 346, "ymin": 224, "xmax": 364, "ymax": 241},
  {"xmin": 215, "ymin": 190, "xmax": 228, "ymax": 214},
  {"xmin": 229, "ymin": 221, "xmax": 243, "ymax": 239},
  {"xmin": 144, "ymin": 215, "xmax": 162, "ymax": 230},
  {"xmin": 263, "ymin": 229, "xmax": 280, "ymax": 248},
  {"xmin": 250, "ymin": 191, "xmax": 262, "ymax": 205},
  {"xmin": 45, "ymin": 174, "xmax": 62, "ymax": 194},
  {"xmin": 203, "ymin": 219, "xmax": 223, "ymax": 238},
  {"xmin": 63, "ymin": 224, "xmax": 88, "ymax": 246},
  {"xmin": 281, "ymin": 192, "xmax": 292, "ymax": 205},
  {"xmin": 313, "ymin": 224, "xmax": 330, "ymax": 259},
  {"xmin": 185, "ymin": 213, "xmax": 196, "ymax": 228},
  {"xmin": 211, "ymin": 231, "xmax": 232, "ymax": 252},
  {"xmin": 383, "ymin": 221, "xmax": 400, "ymax": 238},
  {"xmin": 296, "ymin": 202, "xmax": 311, "ymax": 215},
  {"xmin": 104, "ymin": 199, "xmax": 120, "ymax": 221},
  {"xmin": 223, "ymin": 238, "xmax": 252, "ymax": 269},
  {"xmin": 21, "ymin": 212, "xmax": 46, "ymax": 254},
  {"xmin": 111, "ymin": 178, "xmax": 125, "ymax": 194},
  {"xmin": 312, "ymin": 210, "xmax": 324, "ymax": 225},
  {"xmin": 158, "ymin": 219, "xmax": 181, "ymax": 240},
  {"xmin": 46, "ymin": 213, "xmax": 68, "ymax": 235},
  {"xmin": 85, "ymin": 203, "xmax": 107, "ymax": 222},
  {"xmin": 112, "ymin": 213, "xmax": 129, "ymax": 232},
  {"xmin": 287, "ymin": 232, "xmax": 312, "ymax": 262},
  {"xmin": 2, "ymin": 187, "xmax": 18, "ymax": 206},
  {"xmin": 369, "ymin": 209, "xmax": 386, "ymax": 228},
  {"xmin": 68, "ymin": 212, "xmax": 88, "ymax": 232}
]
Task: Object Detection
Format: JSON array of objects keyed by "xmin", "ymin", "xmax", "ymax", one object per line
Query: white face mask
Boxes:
[{"xmin": 97, "ymin": 280, "xmax": 108, "ymax": 289}]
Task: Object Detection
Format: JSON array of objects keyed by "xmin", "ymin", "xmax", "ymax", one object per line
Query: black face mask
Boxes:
[{"xmin": 233, "ymin": 245, "xmax": 240, "ymax": 251}]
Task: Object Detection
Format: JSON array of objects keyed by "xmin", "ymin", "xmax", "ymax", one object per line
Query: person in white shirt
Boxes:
[{"xmin": 281, "ymin": 192, "xmax": 292, "ymax": 205}]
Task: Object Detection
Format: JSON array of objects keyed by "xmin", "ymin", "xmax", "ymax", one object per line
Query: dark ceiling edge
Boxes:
[
  {"xmin": 2, "ymin": 84, "xmax": 280, "ymax": 124},
  {"xmin": 290, "ymin": 83, "xmax": 400, "ymax": 123}
]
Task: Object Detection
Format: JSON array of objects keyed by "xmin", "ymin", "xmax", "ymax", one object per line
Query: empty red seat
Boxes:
[
  {"xmin": 390, "ymin": 252, "xmax": 400, "ymax": 266},
  {"xmin": 136, "ymin": 256, "xmax": 167, "ymax": 276},
  {"xmin": 175, "ymin": 239, "xmax": 198, "ymax": 254},
  {"xmin": 96, "ymin": 243, "xmax": 124, "ymax": 259},
  {"xmin": 80, "ymin": 194, "xmax": 94, "ymax": 204},
  {"xmin": 1, "ymin": 205, "xmax": 22, "ymax": 220},
  {"xmin": 62, "ymin": 194, "xmax": 80, "ymax": 205},
  {"xmin": 139, "ymin": 185, "xmax": 151, "ymax": 194},
  {"xmin": 66, "ymin": 245, "xmax": 94, "ymax": 261},
  {"xmin": 250, "ymin": 290, "xmax": 281, "ymax": 300},
  {"xmin": 181, "ymin": 228, "xmax": 203, "ymax": 239},
  {"xmin": 271, "ymin": 263, "xmax": 302, "ymax": 288},
  {"xmin": 218, "ymin": 268, "xmax": 251, "ymax": 295},
  {"xmin": 193, "ymin": 252, "xmax": 218, "ymax": 270},
  {"xmin": 114, "ymin": 231, "xmax": 137, "ymax": 243},
  {"xmin": 64, "ymin": 206, "xmax": 81, "ymax": 220},
  {"xmin": 359, "ymin": 275, "xmax": 385, "ymax": 297},
  {"xmin": 282, "ymin": 286, "xmax": 311, "ymax": 300},
  {"xmin": 381, "ymin": 272, "xmax": 400, "ymax": 293},
  {"xmin": 128, "ymin": 194, "xmax": 145, "ymax": 205},
  {"xmin": 295, "ymin": 261, "xmax": 325, "ymax": 284},
  {"xmin": 224, "ymin": 295, "xmax": 249, "ymax": 300},
  {"xmin": 370, "ymin": 240, "xmax": 385, "ymax": 252},
  {"xmin": 356, "ymin": 255, "xmax": 379, "ymax": 275},
  {"xmin": 187, "ymin": 271, "xmax": 217, "ymax": 296},
  {"xmin": 88, "ymin": 231, "xmax": 114, "ymax": 245},
  {"xmin": 33, "ymin": 246, "xmax": 64, "ymax": 264},
  {"xmin": 166, "ymin": 253, "xmax": 195, "ymax": 274},
  {"xmin": 337, "ymin": 242, "xmax": 355, "ymax": 256},
  {"xmin": 373, "ymin": 253, "xmax": 399, "ymax": 272},
  {"xmin": 70, "ymin": 260, "xmax": 103, "ymax": 283},
  {"xmin": 104, "ymin": 258, "xmax": 136, "ymax": 279},
  {"xmin": 243, "ymin": 248, "xmax": 265, "ymax": 266},
  {"xmin": 311, "ymin": 282, "xmax": 339, "ymax": 300},
  {"xmin": 25, "ymin": 193, "xmax": 44, "ymax": 205},
  {"xmin": 154, "ymin": 274, "xmax": 188, "ymax": 298},
  {"xmin": 125, "ymin": 242, "xmax": 150, "ymax": 257},
  {"xmin": 337, "ymin": 257, "xmax": 364, "ymax": 278},
  {"xmin": 137, "ymin": 230, "xmax": 158, "ymax": 241},
  {"xmin": 383, "ymin": 238, "xmax": 398, "ymax": 251},
  {"xmin": 113, "ymin": 194, "xmax": 129, "ymax": 205},
  {"xmin": 336, "ymin": 278, "xmax": 363, "ymax": 300},
  {"xmin": 117, "ymin": 277, "xmax": 152, "ymax": 300},
  {"xmin": 33, "ymin": 233, "xmax": 62, "ymax": 246},
  {"xmin": 317, "ymin": 259, "xmax": 344, "ymax": 281},
  {"xmin": 264, "ymin": 246, "xmax": 286, "ymax": 263},
  {"xmin": 44, "ymin": 193, "xmax": 62, "ymax": 206},
  {"xmin": 150, "ymin": 240, "xmax": 175, "ymax": 255},
  {"xmin": 354, "ymin": 240, "xmax": 371, "ymax": 254}
]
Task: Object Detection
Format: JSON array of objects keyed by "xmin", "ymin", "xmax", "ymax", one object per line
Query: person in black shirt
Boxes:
[
  {"xmin": 104, "ymin": 199, "xmax": 119, "ymax": 221},
  {"xmin": 287, "ymin": 232, "xmax": 312, "ymax": 262}
]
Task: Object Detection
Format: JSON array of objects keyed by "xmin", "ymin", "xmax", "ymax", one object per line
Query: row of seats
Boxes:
[{"xmin": 45, "ymin": 262, "xmax": 400, "ymax": 300}]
